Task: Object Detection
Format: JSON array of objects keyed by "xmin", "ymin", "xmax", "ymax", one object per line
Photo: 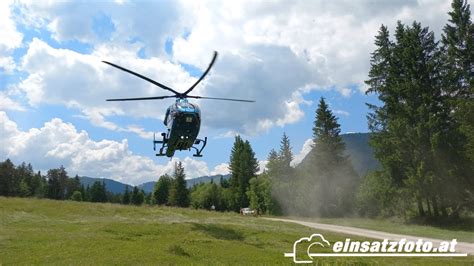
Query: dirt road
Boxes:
[{"xmin": 265, "ymin": 217, "xmax": 473, "ymax": 255}]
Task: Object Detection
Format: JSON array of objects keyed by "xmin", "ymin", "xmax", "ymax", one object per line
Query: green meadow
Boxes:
[{"xmin": 0, "ymin": 197, "xmax": 471, "ymax": 265}]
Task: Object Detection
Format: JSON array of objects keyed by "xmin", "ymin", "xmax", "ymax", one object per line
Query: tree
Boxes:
[
  {"xmin": 365, "ymin": 16, "xmax": 473, "ymax": 218},
  {"xmin": 0, "ymin": 159, "xmax": 16, "ymax": 196},
  {"xmin": 46, "ymin": 167, "xmax": 68, "ymax": 200},
  {"xmin": 279, "ymin": 133, "xmax": 294, "ymax": 177},
  {"xmin": 145, "ymin": 192, "xmax": 152, "ymax": 205},
  {"xmin": 30, "ymin": 171, "xmax": 46, "ymax": 198},
  {"xmin": 246, "ymin": 174, "xmax": 273, "ymax": 215},
  {"xmin": 356, "ymin": 171, "xmax": 396, "ymax": 218},
  {"xmin": 130, "ymin": 186, "xmax": 145, "ymax": 205},
  {"xmin": 265, "ymin": 149, "xmax": 280, "ymax": 177},
  {"xmin": 66, "ymin": 175, "xmax": 81, "ymax": 199},
  {"xmin": 168, "ymin": 162, "xmax": 189, "ymax": 207},
  {"xmin": 442, "ymin": 0, "xmax": 473, "ymax": 99},
  {"xmin": 440, "ymin": 0, "xmax": 474, "ymax": 213},
  {"xmin": 219, "ymin": 175, "xmax": 229, "ymax": 188},
  {"xmin": 153, "ymin": 174, "xmax": 172, "ymax": 205},
  {"xmin": 18, "ymin": 179, "xmax": 30, "ymax": 197},
  {"xmin": 190, "ymin": 183, "xmax": 222, "ymax": 210},
  {"xmin": 310, "ymin": 97, "xmax": 358, "ymax": 217},
  {"xmin": 84, "ymin": 185, "xmax": 91, "ymax": 202},
  {"xmin": 266, "ymin": 133, "xmax": 295, "ymax": 181},
  {"xmin": 71, "ymin": 191, "xmax": 83, "ymax": 201},
  {"xmin": 122, "ymin": 186, "xmax": 130, "ymax": 204},
  {"xmin": 90, "ymin": 181, "xmax": 107, "ymax": 202},
  {"xmin": 16, "ymin": 162, "xmax": 33, "ymax": 197},
  {"xmin": 228, "ymin": 136, "xmax": 259, "ymax": 211}
]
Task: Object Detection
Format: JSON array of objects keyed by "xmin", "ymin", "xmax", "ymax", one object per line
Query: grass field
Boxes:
[
  {"xmin": 0, "ymin": 197, "xmax": 472, "ymax": 265},
  {"xmin": 292, "ymin": 217, "xmax": 474, "ymax": 243}
]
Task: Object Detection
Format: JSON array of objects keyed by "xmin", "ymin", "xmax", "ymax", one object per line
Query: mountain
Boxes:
[
  {"xmin": 138, "ymin": 174, "xmax": 231, "ymax": 194},
  {"xmin": 298, "ymin": 132, "xmax": 380, "ymax": 176},
  {"xmin": 79, "ymin": 174, "xmax": 232, "ymax": 194},
  {"xmin": 186, "ymin": 174, "xmax": 231, "ymax": 188},
  {"xmin": 79, "ymin": 176, "xmax": 132, "ymax": 194},
  {"xmin": 137, "ymin": 181, "xmax": 156, "ymax": 194},
  {"xmin": 341, "ymin": 133, "xmax": 380, "ymax": 176}
]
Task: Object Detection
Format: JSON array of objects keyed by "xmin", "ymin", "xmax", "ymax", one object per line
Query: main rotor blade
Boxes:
[
  {"xmin": 106, "ymin": 95, "xmax": 176, "ymax": 101},
  {"xmin": 187, "ymin": 95, "xmax": 255, "ymax": 102},
  {"xmin": 102, "ymin": 61, "xmax": 180, "ymax": 95},
  {"xmin": 182, "ymin": 51, "xmax": 218, "ymax": 95}
]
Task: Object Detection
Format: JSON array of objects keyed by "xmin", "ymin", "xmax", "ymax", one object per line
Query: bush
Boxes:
[{"xmin": 70, "ymin": 191, "xmax": 83, "ymax": 202}]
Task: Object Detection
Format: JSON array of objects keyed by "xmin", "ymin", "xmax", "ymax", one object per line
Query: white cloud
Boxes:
[
  {"xmin": 0, "ymin": 92, "xmax": 26, "ymax": 111},
  {"xmin": 17, "ymin": 1, "xmax": 184, "ymax": 55},
  {"xmin": 123, "ymin": 125, "xmax": 155, "ymax": 140},
  {"xmin": 0, "ymin": 56, "xmax": 16, "ymax": 74},
  {"xmin": 291, "ymin": 138, "xmax": 314, "ymax": 166},
  {"xmin": 0, "ymin": 1, "xmax": 22, "ymax": 77},
  {"xmin": 0, "ymin": 0, "xmax": 23, "ymax": 52},
  {"xmin": 336, "ymin": 87, "xmax": 353, "ymax": 98},
  {"xmin": 333, "ymin": 110, "xmax": 350, "ymax": 117},
  {"xmin": 258, "ymin": 160, "xmax": 267, "ymax": 174},
  {"xmin": 0, "ymin": 111, "xmax": 227, "ymax": 185},
  {"xmin": 210, "ymin": 163, "xmax": 230, "ymax": 176}
]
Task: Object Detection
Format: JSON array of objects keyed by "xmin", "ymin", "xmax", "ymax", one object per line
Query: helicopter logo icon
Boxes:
[{"xmin": 284, "ymin": 233, "xmax": 331, "ymax": 263}]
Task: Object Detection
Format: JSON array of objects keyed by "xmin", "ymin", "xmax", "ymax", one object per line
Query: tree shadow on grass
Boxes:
[
  {"xmin": 191, "ymin": 223, "xmax": 244, "ymax": 241},
  {"xmin": 168, "ymin": 244, "xmax": 190, "ymax": 257},
  {"xmin": 409, "ymin": 216, "xmax": 474, "ymax": 232}
]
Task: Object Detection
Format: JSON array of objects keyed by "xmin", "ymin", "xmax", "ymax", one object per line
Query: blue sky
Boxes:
[{"xmin": 0, "ymin": 0, "xmax": 454, "ymax": 185}]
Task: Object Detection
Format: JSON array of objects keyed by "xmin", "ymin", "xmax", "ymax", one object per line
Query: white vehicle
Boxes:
[{"xmin": 241, "ymin": 207, "xmax": 255, "ymax": 215}]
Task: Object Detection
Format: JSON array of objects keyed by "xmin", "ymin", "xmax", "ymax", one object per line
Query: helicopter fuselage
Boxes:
[{"xmin": 163, "ymin": 99, "xmax": 201, "ymax": 157}]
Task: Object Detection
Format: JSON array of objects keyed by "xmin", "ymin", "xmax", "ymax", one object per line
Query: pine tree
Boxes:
[
  {"xmin": 90, "ymin": 181, "xmax": 107, "ymax": 202},
  {"xmin": 442, "ymin": 0, "xmax": 474, "ymax": 162},
  {"xmin": 219, "ymin": 175, "xmax": 229, "ymax": 188},
  {"xmin": 364, "ymin": 17, "xmax": 472, "ymax": 218},
  {"xmin": 279, "ymin": 133, "xmax": 294, "ymax": 170},
  {"xmin": 16, "ymin": 162, "xmax": 33, "ymax": 197},
  {"xmin": 168, "ymin": 162, "xmax": 189, "ymax": 207},
  {"xmin": 30, "ymin": 171, "xmax": 45, "ymax": 197},
  {"xmin": 276, "ymin": 133, "xmax": 294, "ymax": 180},
  {"xmin": 440, "ymin": 0, "xmax": 474, "ymax": 214},
  {"xmin": 153, "ymin": 174, "xmax": 171, "ymax": 205},
  {"xmin": 66, "ymin": 175, "xmax": 81, "ymax": 199},
  {"xmin": 311, "ymin": 97, "xmax": 358, "ymax": 217},
  {"xmin": 442, "ymin": 0, "xmax": 473, "ymax": 98},
  {"xmin": 0, "ymin": 159, "xmax": 16, "ymax": 196},
  {"xmin": 122, "ymin": 186, "xmax": 130, "ymax": 204},
  {"xmin": 228, "ymin": 136, "xmax": 259, "ymax": 211},
  {"xmin": 312, "ymin": 98, "xmax": 346, "ymax": 159},
  {"xmin": 57, "ymin": 166, "xmax": 69, "ymax": 199},
  {"xmin": 84, "ymin": 185, "xmax": 91, "ymax": 202},
  {"xmin": 79, "ymin": 184, "xmax": 86, "ymax": 200},
  {"xmin": 265, "ymin": 149, "xmax": 280, "ymax": 178},
  {"xmin": 130, "ymin": 187, "xmax": 145, "ymax": 205},
  {"xmin": 18, "ymin": 179, "xmax": 30, "ymax": 197},
  {"xmin": 130, "ymin": 186, "xmax": 140, "ymax": 205},
  {"xmin": 47, "ymin": 168, "xmax": 63, "ymax": 200}
]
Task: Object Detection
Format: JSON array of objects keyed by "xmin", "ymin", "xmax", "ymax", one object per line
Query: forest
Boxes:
[{"xmin": 0, "ymin": 0, "xmax": 472, "ymax": 223}]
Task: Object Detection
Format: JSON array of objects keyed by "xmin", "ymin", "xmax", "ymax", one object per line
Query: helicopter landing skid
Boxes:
[
  {"xmin": 153, "ymin": 132, "xmax": 168, "ymax": 156},
  {"xmin": 191, "ymin": 137, "xmax": 207, "ymax": 157}
]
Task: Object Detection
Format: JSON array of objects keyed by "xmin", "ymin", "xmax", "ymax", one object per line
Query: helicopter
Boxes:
[{"xmin": 103, "ymin": 51, "xmax": 254, "ymax": 158}]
